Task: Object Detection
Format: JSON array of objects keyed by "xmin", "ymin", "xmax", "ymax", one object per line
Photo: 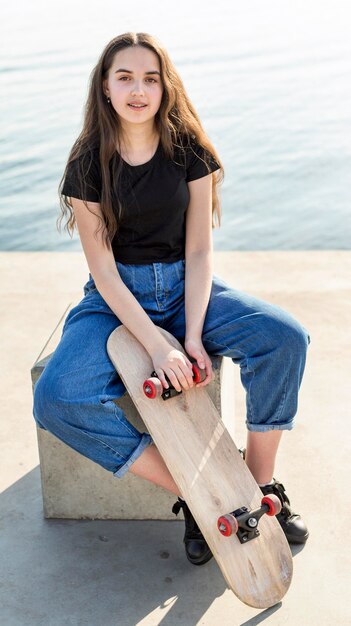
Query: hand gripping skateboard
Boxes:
[{"xmin": 107, "ymin": 325, "xmax": 293, "ymax": 608}]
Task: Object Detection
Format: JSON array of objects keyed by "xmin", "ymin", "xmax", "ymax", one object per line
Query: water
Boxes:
[{"xmin": 1, "ymin": 0, "xmax": 350, "ymax": 251}]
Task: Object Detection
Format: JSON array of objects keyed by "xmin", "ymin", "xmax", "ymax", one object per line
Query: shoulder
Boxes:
[
  {"xmin": 170, "ymin": 134, "xmax": 215, "ymax": 163},
  {"xmin": 62, "ymin": 146, "xmax": 102, "ymax": 201},
  {"xmin": 175, "ymin": 135, "xmax": 220, "ymax": 182},
  {"xmin": 68, "ymin": 146, "xmax": 102, "ymax": 182},
  {"xmin": 71, "ymin": 146, "xmax": 101, "ymax": 170}
]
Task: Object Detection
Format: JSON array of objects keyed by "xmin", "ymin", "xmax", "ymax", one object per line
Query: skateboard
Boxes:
[{"xmin": 107, "ymin": 325, "xmax": 293, "ymax": 608}]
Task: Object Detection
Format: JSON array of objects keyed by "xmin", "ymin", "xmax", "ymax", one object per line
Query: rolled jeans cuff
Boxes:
[
  {"xmin": 113, "ymin": 432, "xmax": 153, "ymax": 478},
  {"xmin": 246, "ymin": 420, "xmax": 295, "ymax": 433}
]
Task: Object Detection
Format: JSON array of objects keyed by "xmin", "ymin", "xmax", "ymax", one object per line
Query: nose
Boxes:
[{"xmin": 131, "ymin": 79, "xmax": 145, "ymax": 96}]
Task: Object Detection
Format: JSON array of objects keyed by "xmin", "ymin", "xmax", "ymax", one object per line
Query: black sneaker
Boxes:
[
  {"xmin": 260, "ymin": 479, "xmax": 309, "ymax": 544},
  {"xmin": 172, "ymin": 498, "xmax": 213, "ymax": 566}
]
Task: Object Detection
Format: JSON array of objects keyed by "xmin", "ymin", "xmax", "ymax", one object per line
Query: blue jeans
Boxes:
[{"xmin": 32, "ymin": 259, "xmax": 310, "ymax": 478}]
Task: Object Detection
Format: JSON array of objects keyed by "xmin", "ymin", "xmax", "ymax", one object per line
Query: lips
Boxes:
[{"xmin": 128, "ymin": 102, "xmax": 147, "ymax": 109}]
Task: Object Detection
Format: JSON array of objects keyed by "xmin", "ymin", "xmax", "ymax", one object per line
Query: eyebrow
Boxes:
[{"xmin": 114, "ymin": 68, "xmax": 161, "ymax": 76}]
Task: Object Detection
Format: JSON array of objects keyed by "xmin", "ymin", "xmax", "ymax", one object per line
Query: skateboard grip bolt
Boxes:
[{"xmin": 248, "ymin": 517, "xmax": 258, "ymax": 528}]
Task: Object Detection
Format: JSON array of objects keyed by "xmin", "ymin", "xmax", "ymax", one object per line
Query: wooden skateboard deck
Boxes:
[{"xmin": 107, "ymin": 325, "xmax": 293, "ymax": 608}]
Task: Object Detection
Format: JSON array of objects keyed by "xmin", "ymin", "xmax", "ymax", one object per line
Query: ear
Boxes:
[{"xmin": 102, "ymin": 79, "xmax": 109, "ymax": 97}]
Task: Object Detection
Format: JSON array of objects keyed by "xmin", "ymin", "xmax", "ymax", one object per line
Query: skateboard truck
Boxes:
[
  {"xmin": 217, "ymin": 495, "xmax": 282, "ymax": 544},
  {"xmin": 143, "ymin": 364, "xmax": 205, "ymax": 401}
]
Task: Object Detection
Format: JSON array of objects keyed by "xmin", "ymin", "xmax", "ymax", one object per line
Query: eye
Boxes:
[
  {"xmin": 118, "ymin": 76, "xmax": 130, "ymax": 81},
  {"xmin": 146, "ymin": 77, "xmax": 157, "ymax": 83}
]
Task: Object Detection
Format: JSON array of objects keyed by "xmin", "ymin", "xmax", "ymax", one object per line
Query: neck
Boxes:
[{"xmin": 119, "ymin": 121, "xmax": 159, "ymax": 152}]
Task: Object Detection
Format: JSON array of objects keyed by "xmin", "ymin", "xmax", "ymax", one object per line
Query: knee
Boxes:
[
  {"xmin": 32, "ymin": 369, "xmax": 63, "ymax": 429},
  {"xmin": 273, "ymin": 313, "xmax": 310, "ymax": 362}
]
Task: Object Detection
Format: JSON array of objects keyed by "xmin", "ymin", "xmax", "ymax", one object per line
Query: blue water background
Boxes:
[{"xmin": 1, "ymin": 0, "xmax": 350, "ymax": 251}]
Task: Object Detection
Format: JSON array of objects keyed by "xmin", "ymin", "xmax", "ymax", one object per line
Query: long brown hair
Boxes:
[{"xmin": 57, "ymin": 32, "xmax": 224, "ymax": 247}]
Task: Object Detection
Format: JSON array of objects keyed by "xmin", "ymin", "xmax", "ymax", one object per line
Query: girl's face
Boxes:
[{"xmin": 103, "ymin": 46, "xmax": 163, "ymax": 126}]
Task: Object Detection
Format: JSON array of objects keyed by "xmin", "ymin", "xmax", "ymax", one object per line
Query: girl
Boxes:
[{"xmin": 33, "ymin": 32, "xmax": 310, "ymax": 566}]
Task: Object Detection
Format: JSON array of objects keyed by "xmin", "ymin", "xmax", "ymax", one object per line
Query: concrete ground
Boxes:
[{"xmin": 0, "ymin": 250, "xmax": 350, "ymax": 626}]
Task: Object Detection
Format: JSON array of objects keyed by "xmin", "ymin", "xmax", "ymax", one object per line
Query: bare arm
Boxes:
[
  {"xmin": 71, "ymin": 197, "xmax": 194, "ymax": 391},
  {"xmin": 185, "ymin": 173, "xmax": 213, "ymax": 339},
  {"xmin": 184, "ymin": 174, "xmax": 214, "ymax": 385}
]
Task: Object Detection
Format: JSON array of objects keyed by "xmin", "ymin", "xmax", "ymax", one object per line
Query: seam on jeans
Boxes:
[
  {"xmin": 78, "ymin": 428, "xmax": 128, "ymax": 462},
  {"xmin": 274, "ymin": 368, "xmax": 289, "ymax": 424},
  {"xmin": 175, "ymin": 263, "xmax": 181, "ymax": 281},
  {"xmin": 204, "ymin": 337, "xmax": 248, "ymax": 364},
  {"xmin": 102, "ymin": 370, "xmax": 118, "ymax": 395},
  {"xmin": 244, "ymin": 357, "xmax": 256, "ymax": 424},
  {"xmin": 203, "ymin": 337, "xmax": 234, "ymax": 353},
  {"xmin": 153, "ymin": 264, "xmax": 160, "ymax": 310},
  {"xmin": 111, "ymin": 402, "xmax": 142, "ymax": 438},
  {"xmin": 57, "ymin": 361, "xmax": 113, "ymax": 380},
  {"xmin": 131, "ymin": 265, "xmax": 136, "ymax": 294},
  {"xmin": 97, "ymin": 397, "xmax": 142, "ymax": 441}
]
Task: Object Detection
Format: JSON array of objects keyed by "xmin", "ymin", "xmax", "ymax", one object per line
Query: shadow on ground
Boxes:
[
  {"xmin": 0, "ymin": 469, "xmax": 293, "ymax": 626},
  {"xmin": 0, "ymin": 467, "xmax": 226, "ymax": 626}
]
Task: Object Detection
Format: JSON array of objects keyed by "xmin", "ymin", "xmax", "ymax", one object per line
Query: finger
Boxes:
[
  {"xmin": 177, "ymin": 363, "xmax": 196, "ymax": 390},
  {"xmin": 185, "ymin": 356, "xmax": 195, "ymax": 372},
  {"xmin": 177, "ymin": 370, "xmax": 191, "ymax": 390},
  {"xmin": 181, "ymin": 362, "xmax": 195, "ymax": 388},
  {"xmin": 196, "ymin": 374, "xmax": 211, "ymax": 387},
  {"xmin": 155, "ymin": 369, "xmax": 169, "ymax": 389},
  {"xmin": 196, "ymin": 374, "xmax": 212, "ymax": 387},
  {"xmin": 165, "ymin": 368, "xmax": 182, "ymax": 393},
  {"xmin": 197, "ymin": 354, "xmax": 206, "ymax": 370},
  {"xmin": 180, "ymin": 352, "xmax": 193, "ymax": 370},
  {"xmin": 195, "ymin": 359, "xmax": 213, "ymax": 387},
  {"xmin": 190, "ymin": 349, "xmax": 206, "ymax": 370},
  {"xmin": 174, "ymin": 357, "xmax": 194, "ymax": 389}
]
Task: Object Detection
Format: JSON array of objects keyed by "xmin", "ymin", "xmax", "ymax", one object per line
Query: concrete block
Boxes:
[{"xmin": 31, "ymin": 307, "xmax": 233, "ymax": 520}]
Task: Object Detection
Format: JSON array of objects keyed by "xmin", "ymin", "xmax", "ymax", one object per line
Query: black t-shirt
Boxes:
[{"xmin": 61, "ymin": 139, "xmax": 221, "ymax": 264}]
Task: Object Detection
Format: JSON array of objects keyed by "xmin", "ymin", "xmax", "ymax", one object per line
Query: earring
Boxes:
[{"xmin": 106, "ymin": 96, "xmax": 110, "ymax": 104}]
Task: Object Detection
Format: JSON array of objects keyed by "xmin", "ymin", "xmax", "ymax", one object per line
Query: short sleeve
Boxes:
[
  {"xmin": 61, "ymin": 151, "xmax": 101, "ymax": 202},
  {"xmin": 185, "ymin": 141, "xmax": 221, "ymax": 182}
]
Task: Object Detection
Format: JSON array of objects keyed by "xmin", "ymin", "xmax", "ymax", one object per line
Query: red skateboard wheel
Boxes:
[
  {"xmin": 192, "ymin": 364, "xmax": 206, "ymax": 383},
  {"xmin": 261, "ymin": 494, "xmax": 282, "ymax": 516},
  {"xmin": 143, "ymin": 377, "xmax": 163, "ymax": 399},
  {"xmin": 217, "ymin": 514, "xmax": 239, "ymax": 537}
]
